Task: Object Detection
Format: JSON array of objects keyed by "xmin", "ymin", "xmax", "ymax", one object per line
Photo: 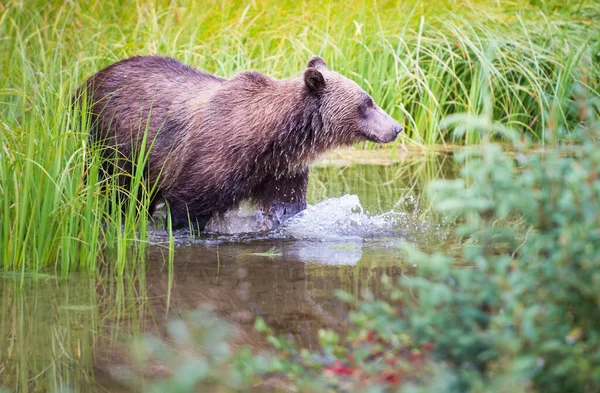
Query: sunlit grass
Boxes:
[{"xmin": 0, "ymin": 0, "xmax": 598, "ymax": 275}]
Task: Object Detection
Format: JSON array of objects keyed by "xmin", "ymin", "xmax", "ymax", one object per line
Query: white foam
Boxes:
[
  {"xmin": 280, "ymin": 195, "xmax": 399, "ymax": 240},
  {"xmin": 203, "ymin": 195, "xmax": 413, "ymax": 240},
  {"xmin": 153, "ymin": 194, "xmax": 448, "ymax": 250}
]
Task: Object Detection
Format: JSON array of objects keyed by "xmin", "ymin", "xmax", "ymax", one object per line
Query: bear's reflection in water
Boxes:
[{"xmin": 93, "ymin": 241, "xmax": 404, "ymax": 387}]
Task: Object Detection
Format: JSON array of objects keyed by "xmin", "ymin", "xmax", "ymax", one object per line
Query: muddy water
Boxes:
[{"xmin": 0, "ymin": 152, "xmax": 456, "ymax": 392}]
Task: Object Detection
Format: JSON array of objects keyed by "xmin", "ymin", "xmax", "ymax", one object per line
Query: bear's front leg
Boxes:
[
  {"xmin": 251, "ymin": 170, "xmax": 308, "ymax": 230},
  {"xmin": 165, "ymin": 200, "xmax": 212, "ymax": 233}
]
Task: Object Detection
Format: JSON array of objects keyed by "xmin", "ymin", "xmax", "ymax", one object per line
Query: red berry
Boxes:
[
  {"xmin": 382, "ymin": 371, "xmax": 401, "ymax": 385},
  {"xmin": 324, "ymin": 361, "xmax": 354, "ymax": 376},
  {"xmin": 365, "ymin": 330, "xmax": 376, "ymax": 342}
]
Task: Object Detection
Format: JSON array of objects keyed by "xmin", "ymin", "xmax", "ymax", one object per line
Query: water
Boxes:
[{"xmin": 0, "ymin": 153, "xmax": 456, "ymax": 392}]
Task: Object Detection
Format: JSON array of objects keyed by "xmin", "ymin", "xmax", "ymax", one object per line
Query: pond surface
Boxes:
[{"xmin": 0, "ymin": 150, "xmax": 456, "ymax": 393}]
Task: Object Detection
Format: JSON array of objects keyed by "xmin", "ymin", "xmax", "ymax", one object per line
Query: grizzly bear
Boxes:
[{"xmin": 79, "ymin": 55, "xmax": 402, "ymax": 231}]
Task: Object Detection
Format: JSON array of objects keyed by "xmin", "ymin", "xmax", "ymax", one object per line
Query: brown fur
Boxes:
[{"xmin": 78, "ymin": 55, "xmax": 402, "ymax": 231}]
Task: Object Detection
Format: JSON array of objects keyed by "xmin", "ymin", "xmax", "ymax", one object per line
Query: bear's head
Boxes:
[{"xmin": 304, "ymin": 56, "xmax": 402, "ymax": 144}]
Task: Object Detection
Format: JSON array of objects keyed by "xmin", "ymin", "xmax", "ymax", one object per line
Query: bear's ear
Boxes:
[
  {"xmin": 304, "ymin": 68, "xmax": 326, "ymax": 93},
  {"xmin": 307, "ymin": 56, "xmax": 328, "ymax": 70}
]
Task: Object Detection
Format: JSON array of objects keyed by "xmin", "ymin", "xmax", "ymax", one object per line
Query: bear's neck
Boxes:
[{"xmin": 259, "ymin": 79, "xmax": 340, "ymax": 176}]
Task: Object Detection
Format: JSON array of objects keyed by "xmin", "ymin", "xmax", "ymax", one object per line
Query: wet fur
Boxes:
[{"xmin": 79, "ymin": 55, "xmax": 396, "ymax": 230}]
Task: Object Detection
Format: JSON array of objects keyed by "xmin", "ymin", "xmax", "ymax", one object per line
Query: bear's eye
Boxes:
[{"xmin": 358, "ymin": 97, "xmax": 374, "ymax": 118}]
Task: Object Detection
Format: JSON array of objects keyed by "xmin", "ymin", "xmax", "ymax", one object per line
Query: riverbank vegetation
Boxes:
[{"xmin": 1, "ymin": 0, "xmax": 597, "ymax": 274}]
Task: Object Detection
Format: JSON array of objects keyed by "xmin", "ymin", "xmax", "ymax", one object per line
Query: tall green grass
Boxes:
[
  {"xmin": 0, "ymin": 89, "xmax": 153, "ymax": 276},
  {"xmin": 0, "ymin": 0, "xmax": 598, "ymax": 274}
]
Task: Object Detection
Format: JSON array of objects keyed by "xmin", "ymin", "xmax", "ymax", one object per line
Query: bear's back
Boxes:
[
  {"xmin": 83, "ymin": 56, "xmax": 225, "ymax": 147},
  {"xmin": 84, "ymin": 56, "xmax": 225, "ymax": 105}
]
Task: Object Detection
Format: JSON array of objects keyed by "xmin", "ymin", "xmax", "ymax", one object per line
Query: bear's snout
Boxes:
[
  {"xmin": 373, "ymin": 121, "xmax": 403, "ymax": 144},
  {"xmin": 380, "ymin": 125, "xmax": 401, "ymax": 143},
  {"xmin": 363, "ymin": 105, "xmax": 403, "ymax": 144},
  {"xmin": 394, "ymin": 124, "xmax": 403, "ymax": 136}
]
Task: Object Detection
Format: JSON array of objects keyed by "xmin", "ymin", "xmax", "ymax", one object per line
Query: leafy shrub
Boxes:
[
  {"xmin": 399, "ymin": 81, "xmax": 600, "ymax": 392},
  {"xmin": 126, "ymin": 309, "xmax": 268, "ymax": 393}
]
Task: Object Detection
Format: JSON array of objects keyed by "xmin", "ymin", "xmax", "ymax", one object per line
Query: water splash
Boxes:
[
  {"xmin": 279, "ymin": 195, "xmax": 400, "ymax": 240},
  {"xmin": 203, "ymin": 195, "xmax": 405, "ymax": 240},
  {"xmin": 147, "ymin": 194, "xmax": 451, "ymax": 266},
  {"xmin": 151, "ymin": 194, "xmax": 448, "ymax": 252}
]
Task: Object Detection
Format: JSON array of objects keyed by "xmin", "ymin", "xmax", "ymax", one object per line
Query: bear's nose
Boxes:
[{"xmin": 394, "ymin": 124, "xmax": 403, "ymax": 136}]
